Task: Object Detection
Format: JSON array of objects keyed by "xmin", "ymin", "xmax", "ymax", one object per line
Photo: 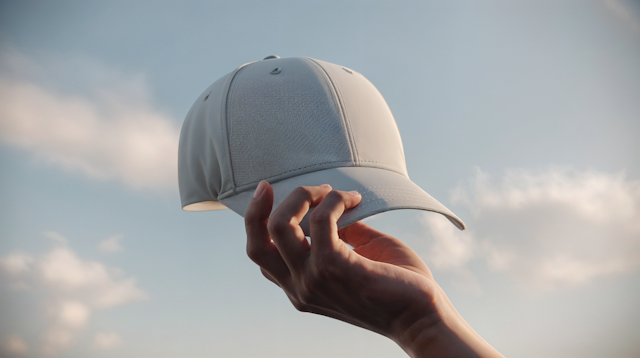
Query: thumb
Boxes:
[{"xmin": 245, "ymin": 180, "xmax": 274, "ymax": 245}]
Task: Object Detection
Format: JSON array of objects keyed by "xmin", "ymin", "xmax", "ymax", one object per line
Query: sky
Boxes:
[{"xmin": 0, "ymin": 0, "xmax": 639, "ymax": 357}]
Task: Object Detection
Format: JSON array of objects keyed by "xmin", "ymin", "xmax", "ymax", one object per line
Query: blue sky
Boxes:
[{"xmin": 0, "ymin": 1, "xmax": 639, "ymax": 357}]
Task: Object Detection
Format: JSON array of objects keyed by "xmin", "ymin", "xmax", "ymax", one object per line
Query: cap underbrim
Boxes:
[{"xmin": 217, "ymin": 166, "xmax": 465, "ymax": 235}]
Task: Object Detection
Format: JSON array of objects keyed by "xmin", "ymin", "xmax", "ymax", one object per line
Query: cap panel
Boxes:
[
  {"xmin": 178, "ymin": 71, "xmax": 235, "ymax": 208},
  {"xmin": 226, "ymin": 57, "xmax": 353, "ymax": 187},
  {"xmin": 312, "ymin": 60, "xmax": 408, "ymax": 177}
]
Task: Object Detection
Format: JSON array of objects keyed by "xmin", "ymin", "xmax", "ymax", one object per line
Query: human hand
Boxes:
[{"xmin": 244, "ymin": 181, "xmax": 502, "ymax": 358}]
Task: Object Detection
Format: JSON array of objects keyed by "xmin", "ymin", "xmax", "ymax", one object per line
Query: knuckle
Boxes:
[
  {"xmin": 267, "ymin": 216, "xmax": 293, "ymax": 235},
  {"xmin": 292, "ymin": 186, "xmax": 313, "ymax": 200},
  {"xmin": 244, "ymin": 201, "xmax": 265, "ymax": 224},
  {"xmin": 309, "ymin": 209, "xmax": 333, "ymax": 226},
  {"xmin": 297, "ymin": 285, "xmax": 317, "ymax": 306},
  {"xmin": 244, "ymin": 213, "xmax": 256, "ymax": 226},
  {"xmin": 297, "ymin": 290, "xmax": 315, "ymax": 307},
  {"xmin": 298, "ymin": 271, "xmax": 324, "ymax": 306},
  {"xmin": 326, "ymin": 190, "xmax": 345, "ymax": 200},
  {"xmin": 245, "ymin": 243, "xmax": 261, "ymax": 262},
  {"xmin": 244, "ymin": 216, "xmax": 264, "ymax": 232},
  {"xmin": 290, "ymin": 298, "xmax": 308, "ymax": 313}
]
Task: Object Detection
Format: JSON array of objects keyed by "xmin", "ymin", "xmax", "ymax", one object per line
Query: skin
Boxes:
[{"xmin": 244, "ymin": 181, "xmax": 504, "ymax": 358}]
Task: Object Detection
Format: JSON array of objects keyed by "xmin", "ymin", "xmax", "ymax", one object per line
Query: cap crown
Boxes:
[{"xmin": 179, "ymin": 57, "xmax": 407, "ymax": 209}]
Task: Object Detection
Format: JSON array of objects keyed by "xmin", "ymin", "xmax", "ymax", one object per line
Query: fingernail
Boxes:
[
  {"xmin": 319, "ymin": 184, "xmax": 332, "ymax": 188},
  {"xmin": 349, "ymin": 190, "xmax": 361, "ymax": 196},
  {"xmin": 253, "ymin": 181, "xmax": 267, "ymax": 199}
]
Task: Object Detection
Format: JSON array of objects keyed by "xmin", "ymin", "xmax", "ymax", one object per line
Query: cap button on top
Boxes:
[{"xmin": 263, "ymin": 55, "xmax": 280, "ymax": 60}]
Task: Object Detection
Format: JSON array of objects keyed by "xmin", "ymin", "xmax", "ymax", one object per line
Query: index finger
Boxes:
[
  {"xmin": 309, "ymin": 190, "xmax": 362, "ymax": 256},
  {"xmin": 244, "ymin": 181, "xmax": 290, "ymax": 282},
  {"xmin": 267, "ymin": 185, "xmax": 333, "ymax": 271}
]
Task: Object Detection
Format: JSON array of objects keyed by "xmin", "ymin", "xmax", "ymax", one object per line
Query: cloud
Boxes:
[
  {"xmin": 422, "ymin": 214, "xmax": 476, "ymax": 271},
  {"xmin": 0, "ymin": 253, "xmax": 34, "ymax": 276},
  {"xmin": 0, "ymin": 47, "xmax": 179, "ymax": 191},
  {"xmin": 92, "ymin": 332, "xmax": 123, "ymax": 350},
  {"xmin": 425, "ymin": 167, "xmax": 640, "ymax": 292},
  {"xmin": 99, "ymin": 234, "xmax": 124, "ymax": 253},
  {"xmin": 41, "ymin": 301, "xmax": 91, "ymax": 355},
  {"xmin": 0, "ymin": 232, "xmax": 147, "ymax": 356},
  {"xmin": 1, "ymin": 334, "xmax": 29, "ymax": 357},
  {"xmin": 44, "ymin": 231, "xmax": 68, "ymax": 245},
  {"xmin": 420, "ymin": 214, "xmax": 482, "ymax": 294}
]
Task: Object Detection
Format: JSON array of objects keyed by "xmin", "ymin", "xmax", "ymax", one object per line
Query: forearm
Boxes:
[{"xmin": 393, "ymin": 285, "xmax": 503, "ymax": 358}]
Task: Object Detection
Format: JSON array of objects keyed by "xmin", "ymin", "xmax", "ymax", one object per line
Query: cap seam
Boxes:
[
  {"xmin": 217, "ymin": 163, "xmax": 408, "ymax": 200},
  {"xmin": 305, "ymin": 58, "xmax": 359, "ymax": 164},
  {"xmin": 229, "ymin": 158, "xmax": 397, "ymax": 190},
  {"xmin": 223, "ymin": 61, "xmax": 256, "ymax": 191},
  {"xmin": 358, "ymin": 75, "xmax": 408, "ymax": 172}
]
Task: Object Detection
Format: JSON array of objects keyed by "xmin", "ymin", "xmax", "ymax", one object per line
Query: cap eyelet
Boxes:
[
  {"xmin": 270, "ymin": 68, "xmax": 282, "ymax": 74},
  {"xmin": 342, "ymin": 67, "xmax": 353, "ymax": 74}
]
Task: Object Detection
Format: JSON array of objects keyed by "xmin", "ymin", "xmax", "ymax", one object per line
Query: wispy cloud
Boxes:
[
  {"xmin": 424, "ymin": 167, "xmax": 640, "ymax": 293},
  {"xmin": 0, "ymin": 47, "xmax": 179, "ymax": 191},
  {"xmin": 92, "ymin": 332, "xmax": 123, "ymax": 350},
  {"xmin": 0, "ymin": 232, "xmax": 147, "ymax": 356},
  {"xmin": 420, "ymin": 214, "xmax": 482, "ymax": 294},
  {"xmin": 1, "ymin": 334, "xmax": 29, "ymax": 357},
  {"xmin": 99, "ymin": 234, "xmax": 124, "ymax": 253},
  {"xmin": 43, "ymin": 231, "xmax": 67, "ymax": 245}
]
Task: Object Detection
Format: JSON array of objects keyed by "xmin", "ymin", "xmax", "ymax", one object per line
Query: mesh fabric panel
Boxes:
[{"xmin": 227, "ymin": 57, "xmax": 353, "ymax": 186}]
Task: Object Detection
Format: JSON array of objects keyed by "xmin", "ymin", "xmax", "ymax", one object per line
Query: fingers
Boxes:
[
  {"xmin": 339, "ymin": 221, "xmax": 434, "ymax": 279},
  {"xmin": 338, "ymin": 221, "xmax": 386, "ymax": 249},
  {"xmin": 248, "ymin": 184, "xmax": 365, "ymax": 308},
  {"xmin": 245, "ymin": 181, "xmax": 290, "ymax": 283},
  {"xmin": 268, "ymin": 185, "xmax": 333, "ymax": 271},
  {"xmin": 309, "ymin": 190, "xmax": 362, "ymax": 256}
]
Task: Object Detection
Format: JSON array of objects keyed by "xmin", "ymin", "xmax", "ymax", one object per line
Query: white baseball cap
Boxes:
[{"xmin": 178, "ymin": 56, "xmax": 465, "ymax": 234}]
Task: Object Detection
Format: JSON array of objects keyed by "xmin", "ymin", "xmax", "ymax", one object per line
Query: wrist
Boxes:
[{"xmin": 391, "ymin": 283, "xmax": 502, "ymax": 358}]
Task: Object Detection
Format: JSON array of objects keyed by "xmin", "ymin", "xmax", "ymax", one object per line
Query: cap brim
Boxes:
[{"xmin": 219, "ymin": 166, "xmax": 465, "ymax": 235}]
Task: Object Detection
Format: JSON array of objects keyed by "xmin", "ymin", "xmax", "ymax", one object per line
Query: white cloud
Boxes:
[
  {"xmin": 99, "ymin": 234, "xmax": 124, "ymax": 253},
  {"xmin": 44, "ymin": 231, "xmax": 68, "ymax": 245},
  {"xmin": 0, "ymin": 253, "xmax": 34, "ymax": 290},
  {"xmin": 425, "ymin": 167, "xmax": 640, "ymax": 292},
  {"xmin": 41, "ymin": 301, "xmax": 91, "ymax": 356},
  {"xmin": 92, "ymin": 332, "xmax": 123, "ymax": 350},
  {"xmin": 1, "ymin": 334, "xmax": 29, "ymax": 356},
  {"xmin": 59, "ymin": 301, "xmax": 91, "ymax": 328},
  {"xmin": 0, "ymin": 47, "xmax": 179, "ymax": 191},
  {"xmin": 0, "ymin": 232, "xmax": 147, "ymax": 356},
  {"xmin": 37, "ymin": 246, "xmax": 147, "ymax": 308},
  {"xmin": 422, "ymin": 214, "xmax": 475, "ymax": 271},
  {"xmin": 0, "ymin": 253, "xmax": 34, "ymax": 275},
  {"xmin": 420, "ymin": 214, "xmax": 482, "ymax": 294}
]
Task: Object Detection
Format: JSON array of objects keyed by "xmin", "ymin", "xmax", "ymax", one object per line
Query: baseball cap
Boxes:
[{"xmin": 178, "ymin": 56, "xmax": 465, "ymax": 234}]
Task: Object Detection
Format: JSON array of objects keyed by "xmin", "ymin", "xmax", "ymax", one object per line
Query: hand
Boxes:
[{"xmin": 244, "ymin": 182, "xmax": 502, "ymax": 358}]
